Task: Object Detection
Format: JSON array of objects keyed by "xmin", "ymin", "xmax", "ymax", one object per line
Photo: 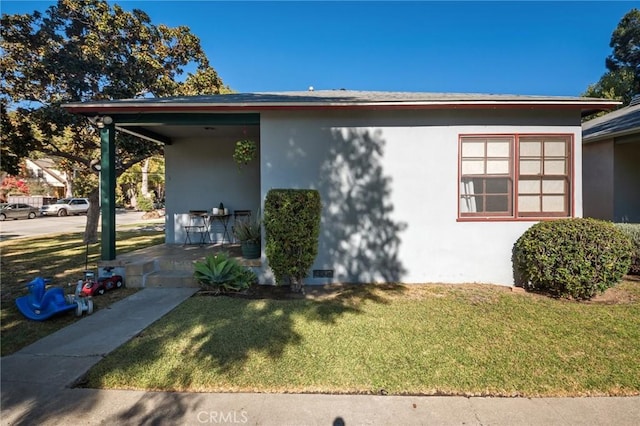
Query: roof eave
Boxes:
[
  {"xmin": 583, "ymin": 126, "xmax": 640, "ymax": 144},
  {"xmin": 63, "ymin": 99, "xmax": 621, "ymax": 115}
]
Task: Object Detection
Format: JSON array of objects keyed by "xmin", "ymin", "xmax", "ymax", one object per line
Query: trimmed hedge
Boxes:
[
  {"xmin": 615, "ymin": 223, "xmax": 640, "ymax": 275},
  {"xmin": 264, "ymin": 189, "xmax": 321, "ymax": 291},
  {"xmin": 513, "ymin": 218, "xmax": 632, "ymax": 300}
]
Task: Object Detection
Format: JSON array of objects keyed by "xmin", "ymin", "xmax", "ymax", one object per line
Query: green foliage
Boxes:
[
  {"xmin": 117, "ymin": 155, "xmax": 165, "ymax": 208},
  {"xmin": 193, "ymin": 252, "xmax": 256, "ymax": 293},
  {"xmin": 71, "ymin": 172, "xmax": 98, "ymax": 198},
  {"xmin": 136, "ymin": 196, "xmax": 154, "ymax": 212},
  {"xmin": 616, "ymin": 223, "xmax": 640, "ymax": 275},
  {"xmin": 264, "ymin": 189, "xmax": 321, "ymax": 291},
  {"xmin": 232, "ymin": 139, "xmax": 257, "ymax": 170},
  {"xmin": 513, "ymin": 218, "xmax": 633, "ymax": 300},
  {"xmin": 0, "ymin": 0, "xmax": 225, "ymax": 234},
  {"xmin": 1, "ymin": 101, "xmax": 36, "ymax": 175},
  {"xmin": 233, "ymin": 212, "xmax": 261, "ymax": 243},
  {"xmin": 583, "ymin": 8, "xmax": 640, "ymax": 107}
]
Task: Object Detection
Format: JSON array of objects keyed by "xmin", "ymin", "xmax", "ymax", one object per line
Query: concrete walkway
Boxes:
[{"xmin": 2, "ymin": 288, "xmax": 639, "ymax": 426}]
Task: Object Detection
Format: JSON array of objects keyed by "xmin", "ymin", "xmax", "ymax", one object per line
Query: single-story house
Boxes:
[
  {"xmin": 24, "ymin": 158, "xmax": 68, "ymax": 198},
  {"xmin": 63, "ymin": 91, "xmax": 617, "ymax": 286},
  {"xmin": 582, "ymin": 96, "xmax": 640, "ymax": 223}
]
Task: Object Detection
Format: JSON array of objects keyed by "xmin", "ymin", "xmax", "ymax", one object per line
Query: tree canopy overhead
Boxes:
[
  {"xmin": 0, "ymin": 0, "xmax": 228, "ymax": 241},
  {"xmin": 584, "ymin": 8, "xmax": 640, "ymax": 106},
  {"xmin": 1, "ymin": 0, "xmax": 229, "ymax": 174}
]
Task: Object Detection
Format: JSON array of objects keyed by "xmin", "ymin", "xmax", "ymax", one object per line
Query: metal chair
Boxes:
[{"xmin": 184, "ymin": 210, "xmax": 209, "ymax": 245}]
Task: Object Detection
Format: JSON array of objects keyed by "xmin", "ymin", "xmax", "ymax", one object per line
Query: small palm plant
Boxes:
[{"xmin": 193, "ymin": 252, "xmax": 256, "ymax": 294}]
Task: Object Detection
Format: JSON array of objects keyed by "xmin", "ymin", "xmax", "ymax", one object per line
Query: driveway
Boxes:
[{"xmin": 0, "ymin": 210, "xmax": 165, "ymax": 241}]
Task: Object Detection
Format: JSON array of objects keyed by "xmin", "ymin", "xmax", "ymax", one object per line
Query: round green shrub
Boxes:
[
  {"xmin": 136, "ymin": 196, "xmax": 154, "ymax": 212},
  {"xmin": 513, "ymin": 218, "xmax": 633, "ymax": 300},
  {"xmin": 615, "ymin": 223, "xmax": 640, "ymax": 275}
]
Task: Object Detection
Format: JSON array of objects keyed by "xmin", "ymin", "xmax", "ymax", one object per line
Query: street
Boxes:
[{"xmin": 0, "ymin": 210, "xmax": 165, "ymax": 241}]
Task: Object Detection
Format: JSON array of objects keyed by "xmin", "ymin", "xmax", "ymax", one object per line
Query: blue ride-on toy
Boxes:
[{"xmin": 15, "ymin": 277, "xmax": 93, "ymax": 321}]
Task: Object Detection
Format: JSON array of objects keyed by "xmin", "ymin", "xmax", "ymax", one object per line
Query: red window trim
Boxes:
[{"xmin": 457, "ymin": 133, "xmax": 574, "ymax": 222}]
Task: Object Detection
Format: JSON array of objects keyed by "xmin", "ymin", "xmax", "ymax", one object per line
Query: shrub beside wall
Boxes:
[
  {"xmin": 513, "ymin": 218, "xmax": 633, "ymax": 300},
  {"xmin": 615, "ymin": 223, "xmax": 640, "ymax": 275},
  {"xmin": 264, "ymin": 189, "xmax": 321, "ymax": 292}
]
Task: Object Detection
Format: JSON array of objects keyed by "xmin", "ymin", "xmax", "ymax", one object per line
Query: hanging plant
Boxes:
[{"xmin": 233, "ymin": 139, "xmax": 257, "ymax": 170}]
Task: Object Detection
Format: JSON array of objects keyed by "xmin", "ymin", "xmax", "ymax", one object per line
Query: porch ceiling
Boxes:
[
  {"xmin": 111, "ymin": 113, "xmax": 260, "ymax": 145},
  {"xmin": 126, "ymin": 124, "xmax": 259, "ymax": 140}
]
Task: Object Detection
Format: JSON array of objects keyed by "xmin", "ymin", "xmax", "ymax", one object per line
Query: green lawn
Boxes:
[
  {"xmin": 0, "ymin": 229, "xmax": 164, "ymax": 356},
  {"xmin": 82, "ymin": 281, "xmax": 640, "ymax": 397}
]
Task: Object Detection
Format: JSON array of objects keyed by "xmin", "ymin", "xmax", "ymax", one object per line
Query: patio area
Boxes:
[{"xmin": 99, "ymin": 243, "xmax": 261, "ymax": 288}]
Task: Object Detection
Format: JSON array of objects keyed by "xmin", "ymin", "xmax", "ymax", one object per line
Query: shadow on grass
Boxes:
[
  {"xmin": 0, "ymin": 230, "xmax": 164, "ymax": 357},
  {"xmin": 83, "ymin": 284, "xmax": 407, "ymax": 387}
]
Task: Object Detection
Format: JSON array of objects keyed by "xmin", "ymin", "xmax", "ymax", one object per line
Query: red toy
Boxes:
[{"xmin": 81, "ymin": 269, "xmax": 124, "ymax": 297}]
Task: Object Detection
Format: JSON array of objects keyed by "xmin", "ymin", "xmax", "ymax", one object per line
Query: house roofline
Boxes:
[
  {"xmin": 62, "ymin": 91, "xmax": 621, "ymax": 116},
  {"xmin": 64, "ymin": 100, "xmax": 620, "ymax": 115},
  {"xmin": 582, "ymin": 126, "xmax": 640, "ymax": 144}
]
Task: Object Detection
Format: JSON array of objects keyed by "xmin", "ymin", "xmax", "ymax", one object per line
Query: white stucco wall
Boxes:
[
  {"xmin": 165, "ymin": 134, "xmax": 261, "ymax": 244},
  {"xmin": 259, "ymin": 109, "xmax": 583, "ymax": 286}
]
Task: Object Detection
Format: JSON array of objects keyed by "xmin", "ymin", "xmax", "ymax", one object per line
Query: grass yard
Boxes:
[
  {"xmin": 82, "ymin": 280, "xmax": 640, "ymax": 397},
  {"xmin": 0, "ymin": 229, "xmax": 164, "ymax": 356}
]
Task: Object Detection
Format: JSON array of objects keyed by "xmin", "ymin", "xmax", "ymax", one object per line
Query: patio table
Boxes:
[{"xmin": 208, "ymin": 213, "xmax": 232, "ymax": 246}]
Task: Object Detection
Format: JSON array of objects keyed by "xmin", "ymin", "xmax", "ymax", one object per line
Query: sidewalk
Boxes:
[{"xmin": 2, "ymin": 288, "xmax": 639, "ymax": 426}]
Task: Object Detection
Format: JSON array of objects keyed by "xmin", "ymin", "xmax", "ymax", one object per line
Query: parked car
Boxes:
[
  {"xmin": 40, "ymin": 198, "xmax": 90, "ymax": 216},
  {"xmin": 0, "ymin": 203, "xmax": 40, "ymax": 221}
]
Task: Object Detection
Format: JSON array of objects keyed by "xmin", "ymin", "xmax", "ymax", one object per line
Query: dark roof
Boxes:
[
  {"xmin": 64, "ymin": 90, "xmax": 619, "ymax": 115},
  {"xmin": 582, "ymin": 103, "xmax": 640, "ymax": 143}
]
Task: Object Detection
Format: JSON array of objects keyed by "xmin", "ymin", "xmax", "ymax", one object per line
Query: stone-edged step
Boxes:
[
  {"xmin": 157, "ymin": 258, "xmax": 200, "ymax": 273},
  {"xmin": 145, "ymin": 270, "xmax": 199, "ymax": 288},
  {"xmin": 123, "ymin": 259, "xmax": 157, "ymax": 288}
]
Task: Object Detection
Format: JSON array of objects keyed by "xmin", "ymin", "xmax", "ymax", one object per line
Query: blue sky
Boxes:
[{"xmin": 2, "ymin": 1, "xmax": 636, "ymax": 96}]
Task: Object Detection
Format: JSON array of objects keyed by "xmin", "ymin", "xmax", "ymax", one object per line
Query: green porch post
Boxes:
[{"xmin": 100, "ymin": 122, "xmax": 116, "ymax": 260}]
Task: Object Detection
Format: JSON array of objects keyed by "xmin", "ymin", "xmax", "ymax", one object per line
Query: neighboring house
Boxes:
[
  {"xmin": 582, "ymin": 97, "xmax": 640, "ymax": 223},
  {"xmin": 24, "ymin": 158, "xmax": 68, "ymax": 198},
  {"xmin": 64, "ymin": 91, "xmax": 616, "ymax": 286}
]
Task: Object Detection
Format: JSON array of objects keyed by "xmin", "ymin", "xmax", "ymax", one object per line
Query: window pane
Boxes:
[
  {"xmin": 520, "ymin": 159, "xmax": 541, "ymax": 174},
  {"xmin": 460, "ymin": 136, "xmax": 514, "ymax": 217},
  {"xmin": 462, "ymin": 141, "xmax": 485, "ymax": 157},
  {"xmin": 460, "ymin": 195, "xmax": 483, "ymax": 213},
  {"xmin": 462, "ymin": 159, "xmax": 485, "ymax": 174},
  {"xmin": 487, "ymin": 141, "xmax": 510, "ymax": 157},
  {"xmin": 486, "ymin": 178, "xmax": 509, "ymax": 193},
  {"xmin": 544, "ymin": 141, "xmax": 566, "ymax": 156},
  {"xmin": 486, "ymin": 159, "xmax": 509, "ymax": 174},
  {"xmin": 518, "ymin": 180, "xmax": 540, "ymax": 194},
  {"xmin": 542, "ymin": 195, "xmax": 565, "ymax": 212},
  {"xmin": 542, "ymin": 179, "xmax": 565, "ymax": 194},
  {"xmin": 520, "ymin": 141, "xmax": 541, "ymax": 157},
  {"xmin": 460, "ymin": 178, "xmax": 479, "ymax": 196},
  {"xmin": 544, "ymin": 160, "xmax": 566, "ymax": 174},
  {"xmin": 486, "ymin": 195, "xmax": 509, "ymax": 212},
  {"xmin": 518, "ymin": 195, "xmax": 540, "ymax": 212}
]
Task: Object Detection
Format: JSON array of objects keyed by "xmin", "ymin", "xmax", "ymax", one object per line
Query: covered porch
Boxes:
[{"xmin": 62, "ymin": 98, "xmax": 263, "ymax": 261}]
